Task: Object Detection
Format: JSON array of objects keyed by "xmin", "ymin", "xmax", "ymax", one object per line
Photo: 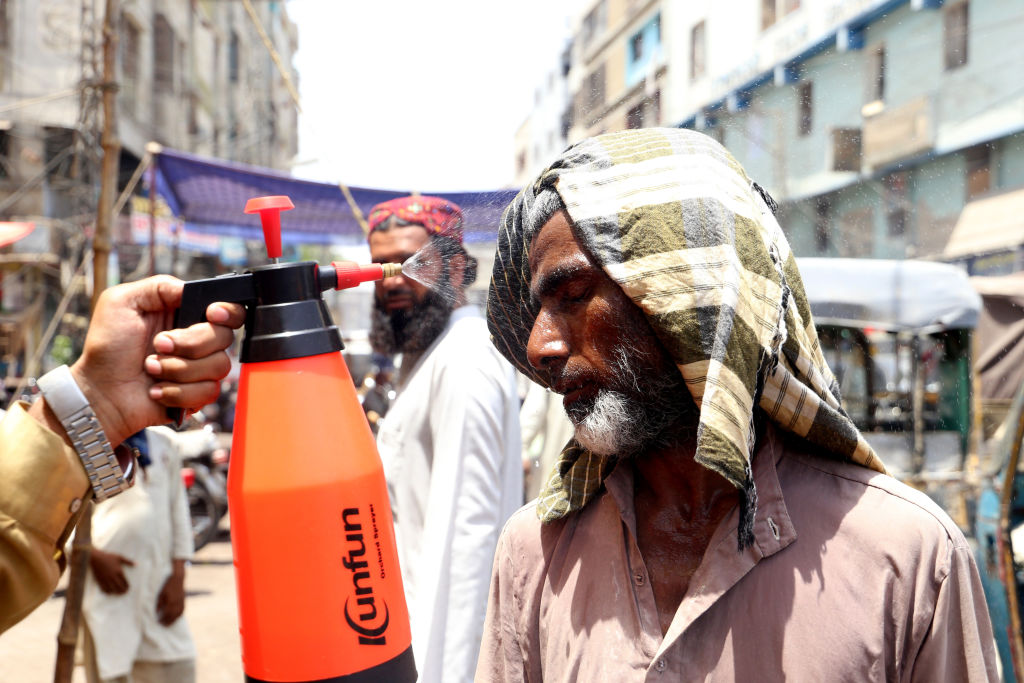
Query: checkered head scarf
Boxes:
[
  {"xmin": 367, "ymin": 195, "xmax": 465, "ymax": 242},
  {"xmin": 486, "ymin": 128, "xmax": 885, "ymax": 548}
]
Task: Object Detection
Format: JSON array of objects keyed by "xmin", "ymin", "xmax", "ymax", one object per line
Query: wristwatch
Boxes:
[{"xmin": 36, "ymin": 364, "xmax": 134, "ymax": 501}]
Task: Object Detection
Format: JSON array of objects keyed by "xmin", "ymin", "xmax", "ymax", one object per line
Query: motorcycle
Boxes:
[{"xmin": 173, "ymin": 422, "xmax": 230, "ymax": 551}]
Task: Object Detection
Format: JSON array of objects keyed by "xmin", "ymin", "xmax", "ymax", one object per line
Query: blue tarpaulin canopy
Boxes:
[{"xmin": 152, "ymin": 147, "xmax": 520, "ymax": 246}]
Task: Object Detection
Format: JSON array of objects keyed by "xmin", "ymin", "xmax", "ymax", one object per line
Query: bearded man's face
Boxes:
[
  {"xmin": 369, "ymin": 286, "xmax": 453, "ymax": 355},
  {"xmin": 368, "ymin": 223, "xmax": 456, "ymax": 355}
]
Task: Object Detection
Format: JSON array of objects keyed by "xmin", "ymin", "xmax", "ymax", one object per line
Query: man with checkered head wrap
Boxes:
[
  {"xmin": 476, "ymin": 129, "xmax": 997, "ymax": 682},
  {"xmin": 365, "ymin": 195, "xmax": 523, "ymax": 683}
]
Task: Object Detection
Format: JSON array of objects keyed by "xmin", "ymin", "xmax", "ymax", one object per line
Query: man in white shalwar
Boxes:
[
  {"xmin": 366, "ymin": 196, "xmax": 522, "ymax": 683},
  {"xmin": 80, "ymin": 426, "xmax": 196, "ymax": 682}
]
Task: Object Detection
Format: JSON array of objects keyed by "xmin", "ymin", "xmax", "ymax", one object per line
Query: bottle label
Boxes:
[{"xmin": 342, "ymin": 504, "xmax": 390, "ymax": 645}]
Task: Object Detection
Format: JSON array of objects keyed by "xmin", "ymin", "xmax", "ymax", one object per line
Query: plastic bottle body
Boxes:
[{"xmin": 228, "ymin": 352, "xmax": 413, "ymax": 682}]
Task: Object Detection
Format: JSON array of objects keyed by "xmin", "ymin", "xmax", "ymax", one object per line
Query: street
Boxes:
[{"xmin": 0, "ymin": 521, "xmax": 243, "ymax": 682}]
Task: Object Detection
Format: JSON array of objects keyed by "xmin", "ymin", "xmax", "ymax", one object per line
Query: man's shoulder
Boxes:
[
  {"xmin": 780, "ymin": 444, "xmax": 969, "ymax": 551},
  {"xmin": 497, "ymin": 499, "xmax": 570, "ymax": 562},
  {"xmin": 440, "ymin": 305, "xmax": 489, "ymax": 343},
  {"xmin": 433, "ymin": 308, "xmax": 514, "ymax": 376}
]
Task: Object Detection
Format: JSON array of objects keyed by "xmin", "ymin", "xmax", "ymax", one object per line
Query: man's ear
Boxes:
[
  {"xmin": 448, "ymin": 250, "xmax": 478, "ymax": 289},
  {"xmin": 462, "ymin": 254, "xmax": 478, "ymax": 287}
]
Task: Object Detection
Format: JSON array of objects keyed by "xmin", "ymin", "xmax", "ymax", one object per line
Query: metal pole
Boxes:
[
  {"xmin": 148, "ymin": 157, "xmax": 156, "ymax": 275},
  {"xmin": 91, "ymin": 0, "xmax": 119, "ymax": 310}
]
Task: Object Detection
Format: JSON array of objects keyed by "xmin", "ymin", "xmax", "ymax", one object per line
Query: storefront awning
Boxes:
[
  {"xmin": 152, "ymin": 147, "xmax": 520, "ymax": 246},
  {"xmin": 943, "ymin": 187, "xmax": 1024, "ymax": 260}
]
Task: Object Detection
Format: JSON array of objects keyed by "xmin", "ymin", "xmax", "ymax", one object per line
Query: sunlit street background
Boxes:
[{"xmin": 2, "ymin": 0, "xmax": 1024, "ymax": 680}]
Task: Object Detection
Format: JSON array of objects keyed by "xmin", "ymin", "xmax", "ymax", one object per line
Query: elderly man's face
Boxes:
[{"xmin": 525, "ymin": 210, "xmax": 694, "ymax": 457}]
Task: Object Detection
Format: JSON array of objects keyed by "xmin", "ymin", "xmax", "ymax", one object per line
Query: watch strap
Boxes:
[{"xmin": 36, "ymin": 365, "xmax": 131, "ymax": 501}]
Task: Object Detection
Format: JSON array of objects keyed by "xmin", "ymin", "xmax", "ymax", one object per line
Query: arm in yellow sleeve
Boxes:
[{"xmin": 0, "ymin": 402, "xmax": 90, "ymax": 634}]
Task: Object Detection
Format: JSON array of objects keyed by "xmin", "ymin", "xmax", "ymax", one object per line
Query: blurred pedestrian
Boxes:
[
  {"xmin": 79, "ymin": 427, "xmax": 196, "ymax": 683},
  {"xmin": 360, "ymin": 361, "xmax": 394, "ymax": 436},
  {"xmin": 517, "ymin": 374, "xmax": 573, "ymax": 502},
  {"xmin": 367, "ymin": 196, "xmax": 521, "ymax": 683}
]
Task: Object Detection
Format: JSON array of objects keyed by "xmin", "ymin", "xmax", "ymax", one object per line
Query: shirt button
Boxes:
[
  {"xmin": 68, "ymin": 498, "xmax": 82, "ymax": 514},
  {"xmin": 634, "ymin": 571, "xmax": 645, "ymax": 585},
  {"xmin": 655, "ymin": 658, "xmax": 666, "ymax": 672}
]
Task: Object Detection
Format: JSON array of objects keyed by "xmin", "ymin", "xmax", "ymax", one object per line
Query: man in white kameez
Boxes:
[
  {"xmin": 366, "ymin": 196, "xmax": 522, "ymax": 683},
  {"xmin": 80, "ymin": 426, "xmax": 196, "ymax": 683}
]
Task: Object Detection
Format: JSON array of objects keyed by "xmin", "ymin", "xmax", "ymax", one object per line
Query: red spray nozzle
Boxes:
[
  {"xmin": 245, "ymin": 195, "xmax": 294, "ymax": 259},
  {"xmin": 322, "ymin": 261, "xmax": 403, "ymax": 291}
]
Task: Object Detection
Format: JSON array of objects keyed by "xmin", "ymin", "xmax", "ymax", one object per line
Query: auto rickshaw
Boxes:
[{"xmin": 797, "ymin": 257, "xmax": 983, "ymax": 525}]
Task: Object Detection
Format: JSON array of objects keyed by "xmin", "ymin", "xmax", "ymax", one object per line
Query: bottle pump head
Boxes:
[
  {"xmin": 244, "ymin": 195, "xmax": 293, "ymax": 262},
  {"xmin": 175, "ymin": 195, "xmax": 401, "ymax": 364}
]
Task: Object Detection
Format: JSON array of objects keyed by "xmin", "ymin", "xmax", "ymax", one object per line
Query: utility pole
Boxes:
[
  {"xmin": 54, "ymin": 1, "xmax": 119, "ymax": 680},
  {"xmin": 92, "ymin": 0, "xmax": 119, "ymax": 310}
]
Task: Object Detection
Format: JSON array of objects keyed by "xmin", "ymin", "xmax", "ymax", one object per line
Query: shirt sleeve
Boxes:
[
  {"xmin": 0, "ymin": 402, "xmax": 89, "ymax": 634},
  {"xmin": 475, "ymin": 525, "xmax": 527, "ymax": 683},
  {"xmin": 417, "ymin": 352, "xmax": 519, "ymax": 682},
  {"xmin": 910, "ymin": 539, "xmax": 1001, "ymax": 682}
]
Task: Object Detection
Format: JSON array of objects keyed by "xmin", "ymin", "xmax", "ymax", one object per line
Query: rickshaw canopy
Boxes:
[{"xmin": 798, "ymin": 257, "xmax": 982, "ymax": 333}]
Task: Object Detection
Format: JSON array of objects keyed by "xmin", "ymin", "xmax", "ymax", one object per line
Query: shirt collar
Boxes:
[{"xmin": 604, "ymin": 423, "xmax": 796, "ymax": 559}]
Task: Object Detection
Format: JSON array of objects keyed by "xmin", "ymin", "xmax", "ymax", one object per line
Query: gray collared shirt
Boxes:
[{"xmin": 476, "ymin": 427, "xmax": 999, "ymax": 682}]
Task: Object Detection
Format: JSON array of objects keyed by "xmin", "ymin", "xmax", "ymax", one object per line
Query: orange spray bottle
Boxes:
[{"xmin": 174, "ymin": 196, "xmax": 415, "ymax": 682}]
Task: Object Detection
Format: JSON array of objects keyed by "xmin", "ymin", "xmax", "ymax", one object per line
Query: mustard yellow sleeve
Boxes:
[{"xmin": 0, "ymin": 401, "xmax": 89, "ymax": 634}]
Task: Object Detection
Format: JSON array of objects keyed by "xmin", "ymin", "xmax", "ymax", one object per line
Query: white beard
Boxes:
[{"xmin": 573, "ymin": 389, "xmax": 641, "ymax": 456}]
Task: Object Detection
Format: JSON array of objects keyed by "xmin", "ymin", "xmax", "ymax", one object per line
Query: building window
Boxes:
[
  {"xmin": 577, "ymin": 62, "xmax": 606, "ymax": 122},
  {"xmin": 585, "ymin": 63, "xmax": 598, "ymax": 113},
  {"xmin": 944, "ymin": 2, "xmax": 968, "ymax": 71},
  {"xmin": 0, "ymin": 0, "xmax": 9, "ymax": 88},
  {"xmin": 965, "ymin": 144, "xmax": 991, "ymax": 199},
  {"xmin": 797, "ymin": 81, "xmax": 812, "ymax": 137},
  {"xmin": 690, "ymin": 21, "xmax": 706, "ymax": 81},
  {"xmin": 762, "ymin": 0, "xmax": 777, "ymax": 30},
  {"xmin": 627, "ymin": 91, "xmax": 661, "ymax": 130},
  {"xmin": 626, "ymin": 13, "xmax": 662, "ymax": 89},
  {"xmin": 229, "ymin": 31, "xmax": 240, "ymax": 84},
  {"xmin": 814, "ymin": 198, "xmax": 830, "ymax": 253},
  {"xmin": 762, "ymin": 0, "xmax": 799, "ymax": 30},
  {"xmin": 187, "ymin": 93, "xmax": 199, "ymax": 137},
  {"xmin": 865, "ymin": 44, "xmax": 885, "ymax": 106},
  {"xmin": 631, "ymin": 32, "xmax": 644, "ymax": 62},
  {"xmin": 0, "ymin": 128, "xmax": 11, "ymax": 179},
  {"xmin": 627, "ymin": 102, "xmax": 643, "ymax": 129},
  {"xmin": 153, "ymin": 14, "xmax": 175, "ymax": 93},
  {"xmin": 581, "ymin": 1, "xmax": 607, "ymax": 52},
  {"xmin": 120, "ymin": 15, "xmax": 140, "ymax": 116},
  {"xmin": 884, "ymin": 172, "xmax": 908, "ymax": 238},
  {"xmin": 43, "ymin": 127, "xmax": 75, "ymax": 180},
  {"xmin": 648, "ymin": 90, "xmax": 661, "ymax": 127},
  {"xmin": 0, "ymin": 1, "xmax": 7, "ymax": 51},
  {"xmin": 831, "ymin": 128, "xmax": 862, "ymax": 172}
]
